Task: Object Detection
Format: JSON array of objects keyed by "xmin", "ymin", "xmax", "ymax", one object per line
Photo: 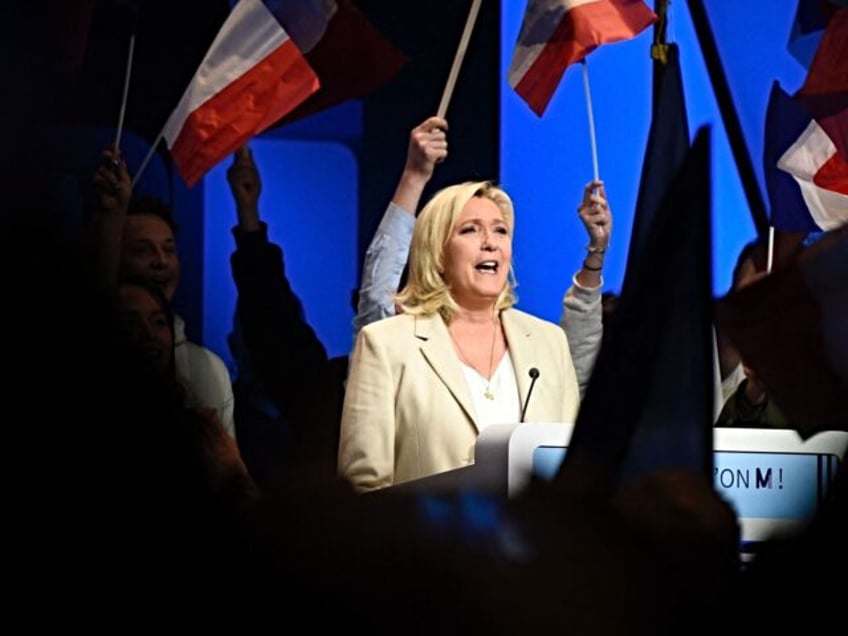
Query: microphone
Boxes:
[{"xmin": 520, "ymin": 367, "xmax": 540, "ymax": 422}]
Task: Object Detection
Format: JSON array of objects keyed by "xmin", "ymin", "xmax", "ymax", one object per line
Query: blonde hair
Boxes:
[{"xmin": 396, "ymin": 180, "xmax": 518, "ymax": 321}]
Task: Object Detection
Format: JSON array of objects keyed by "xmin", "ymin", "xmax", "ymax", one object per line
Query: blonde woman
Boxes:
[{"xmin": 339, "ymin": 180, "xmax": 611, "ymax": 492}]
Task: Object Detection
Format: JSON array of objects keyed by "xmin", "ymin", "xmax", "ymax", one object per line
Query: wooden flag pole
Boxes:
[
  {"xmin": 581, "ymin": 60, "xmax": 600, "ymax": 181},
  {"xmin": 437, "ymin": 0, "xmax": 483, "ymax": 118}
]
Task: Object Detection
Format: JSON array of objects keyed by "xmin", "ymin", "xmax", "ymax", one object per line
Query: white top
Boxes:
[
  {"xmin": 459, "ymin": 351, "xmax": 521, "ymax": 430},
  {"xmin": 173, "ymin": 315, "xmax": 236, "ymax": 440}
]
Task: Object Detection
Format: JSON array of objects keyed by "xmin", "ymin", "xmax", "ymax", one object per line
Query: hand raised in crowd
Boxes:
[
  {"xmin": 576, "ymin": 180, "xmax": 612, "ymax": 285},
  {"xmin": 90, "ymin": 146, "xmax": 132, "ymax": 291},
  {"xmin": 404, "ymin": 116, "xmax": 449, "ymax": 182},
  {"xmin": 577, "ymin": 179, "xmax": 612, "ymax": 250},
  {"xmin": 392, "ymin": 116, "xmax": 449, "ymax": 214},
  {"xmin": 92, "ymin": 147, "xmax": 131, "ymax": 215},
  {"xmin": 227, "ymin": 145, "xmax": 262, "ymax": 230}
]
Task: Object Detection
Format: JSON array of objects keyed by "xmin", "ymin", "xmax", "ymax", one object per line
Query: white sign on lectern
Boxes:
[{"xmin": 388, "ymin": 422, "xmax": 848, "ymax": 547}]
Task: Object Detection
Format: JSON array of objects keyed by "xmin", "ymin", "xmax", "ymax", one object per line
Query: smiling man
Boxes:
[{"xmin": 92, "ymin": 149, "xmax": 236, "ymax": 440}]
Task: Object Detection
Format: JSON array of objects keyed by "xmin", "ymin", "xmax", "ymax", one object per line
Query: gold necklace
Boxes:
[{"xmin": 451, "ymin": 316, "xmax": 499, "ymax": 400}]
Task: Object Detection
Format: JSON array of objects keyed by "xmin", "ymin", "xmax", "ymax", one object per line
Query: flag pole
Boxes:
[
  {"xmin": 437, "ymin": 0, "xmax": 482, "ymax": 118},
  {"xmin": 766, "ymin": 226, "xmax": 775, "ymax": 273},
  {"xmin": 581, "ymin": 60, "xmax": 600, "ymax": 181},
  {"xmin": 114, "ymin": 32, "xmax": 136, "ymax": 153},
  {"xmin": 132, "ymin": 130, "xmax": 165, "ymax": 188}
]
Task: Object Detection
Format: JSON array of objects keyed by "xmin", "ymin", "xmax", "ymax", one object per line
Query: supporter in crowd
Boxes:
[
  {"xmin": 91, "ymin": 148, "xmax": 236, "ymax": 439},
  {"xmin": 226, "ymin": 145, "xmax": 342, "ymax": 482}
]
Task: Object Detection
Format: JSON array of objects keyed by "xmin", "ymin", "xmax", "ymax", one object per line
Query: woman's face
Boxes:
[
  {"xmin": 116, "ymin": 283, "xmax": 174, "ymax": 372},
  {"xmin": 442, "ymin": 196, "xmax": 512, "ymax": 309}
]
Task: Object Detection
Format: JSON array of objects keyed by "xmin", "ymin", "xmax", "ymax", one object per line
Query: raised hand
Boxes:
[
  {"xmin": 577, "ymin": 179, "xmax": 612, "ymax": 251},
  {"xmin": 92, "ymin": 147, "xmax": 131, "ymax": 216},
  {"xmin": 227, "ymin": 145, "xmax": 262, "ymax": 230},
  {"xmin": 393, "ymin": 116, "xmax": 449, "ymax": 214},
  {"xmin": 404, "ymin": 115, "xmax": 449, "ymax": 182}
]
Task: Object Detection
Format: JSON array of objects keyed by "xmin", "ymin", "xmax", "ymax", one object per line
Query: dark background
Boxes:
[{"xmin": 6, "ymin": 0, "xmax": 500, "ymax": 346}]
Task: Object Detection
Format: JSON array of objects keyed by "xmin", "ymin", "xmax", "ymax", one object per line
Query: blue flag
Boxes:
[
  {"xmin": 557, "ymin": 126, "xmax": 714, "ymax": 490},
  {"xmin": 787, "ymin": 0, "xmax": 831, "ymax": 69},
  {"xmin": 627, "ymin": 42, "xmax": 691, "ymax": 280}
]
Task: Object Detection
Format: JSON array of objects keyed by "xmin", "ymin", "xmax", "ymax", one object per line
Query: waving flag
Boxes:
[
  {"xmin": 163, "ymin": 0, "xmax": 320, "ymax": 187},
  {"xmin": 786, "ymin": 0, "xmax": 836, "ymax": 69},
  {"xmin": 763, "ymin": 82, "xmax": 825, "ymax": 232},
  {"xmin": 777, "ymin": 116, "xmax": 848, "ymax": 232},
  {"xmin": 265, "ymin": 0, "xmax": 408, "ymax": 128},
  {"xmin": 795, "ymin": 7, "xmax": 848, "ymax": 160},
  {"xmin": 774, "ymin": 8, "xmax": 848, "ymax": 231},
  {"xmin": 507, "ymin": 0, "xmax": 657, "ymax": 116}
]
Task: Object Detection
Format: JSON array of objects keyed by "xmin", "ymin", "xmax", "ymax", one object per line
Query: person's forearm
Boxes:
[
  {"xmin": 352, "ymin": 203, "xmax": 414, "ymax": 342},
  {"xmin": 391, "ymin": 169, "xmax": 430, "ymax": 215},
  {"xmin": 236, "ymin": 204, "xmax": 261, "ymax": 232},
  {"xmin": 88, "ymin": 207, "xmax": 127, "ymax": 291},
  {"xmin": 575, "ymin": 247, "xmax": 605, "ymax": 288},
  {"xmin": 560, "ymin": 276, "xmax": 603, "ymax": 397}
]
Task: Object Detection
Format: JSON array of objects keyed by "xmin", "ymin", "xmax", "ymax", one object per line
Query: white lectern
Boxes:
[{"xmin": 384, "ymin": 422, "xmax": 848, "ymax": 546}]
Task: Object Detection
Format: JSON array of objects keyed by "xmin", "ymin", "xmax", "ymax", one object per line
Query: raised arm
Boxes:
[
  {"xmin": 227, "ymin": 145, "xmax": 337, "ymax": 463},
  {"xmin": 89, "ymin": 147, "xmax": 132, "ymax": 291},
  {"xmin": 228, "ymin": 145, "xmax": 263, "ymax": 232},
  {"xmin": 391, "ymin": 115, "xmax": 449, "ymax": 212},
  {"xmin": 561, "ymin": 180, "xmax": 613, "ymax": 396},
  {"xmin": 352, "ymin": 116, "xmax": 449, "ymax": 342},
  {"xmin": 227, "ymin": 144, "xmax": 329, "ymax": 376}
]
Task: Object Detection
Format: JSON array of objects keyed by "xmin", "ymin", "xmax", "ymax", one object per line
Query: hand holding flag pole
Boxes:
[{"xmin": 437, "ymin": 0, "xmax": 482, "ymax": 119}]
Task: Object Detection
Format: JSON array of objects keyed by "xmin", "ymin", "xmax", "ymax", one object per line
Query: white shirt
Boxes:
[
  {"xmin": 459, "ymin": 351, "xmax": 522, "ymax": 430},
  {"xmin": 174, "ymin": 314, "xmax": 236, "ymax": 440}
]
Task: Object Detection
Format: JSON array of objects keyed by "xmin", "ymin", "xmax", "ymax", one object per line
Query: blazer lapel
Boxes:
[{"xmin": 415, "ymin": 314, "xmax": 480, "ymax": 431}]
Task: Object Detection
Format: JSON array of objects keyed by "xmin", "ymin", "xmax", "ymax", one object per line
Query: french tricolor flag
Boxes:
[
  {"xmin": 767, "ymin": 8, "xmax": 848, "ymax": 233},
  {"xmin": 507, "ymin": 0, "xmax": 657, "ymax": 117},
  {"xmin": 777, "ymin": 117, "xmax": 848, "ymax": 232},
  {"xmin": 764, "ymin": 82, "xmax": 834, "ymax": 232},
  {"xmin": 162, "ymin": 0, "xmax": 319, "ymax": 187},
  {"xmin": 795, "ymin": 7, "xmax": 847, "ymax": 161}
]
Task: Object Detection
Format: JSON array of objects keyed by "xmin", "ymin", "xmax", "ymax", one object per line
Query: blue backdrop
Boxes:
[{"xmin": 200, "ymin": 1, "xmax": 810, "ymax": 370}]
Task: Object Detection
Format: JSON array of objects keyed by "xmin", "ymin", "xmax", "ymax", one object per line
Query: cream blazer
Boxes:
[{"xmin": 338, "ymin": 308, "xmax": 580, "ymax": 492}]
